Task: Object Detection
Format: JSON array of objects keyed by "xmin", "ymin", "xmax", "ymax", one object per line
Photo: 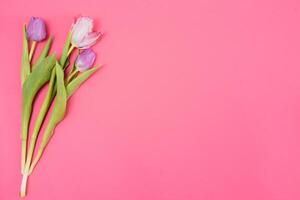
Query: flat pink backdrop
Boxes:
[{"xmin": 1, "ymin": 0, "xmax": 300, "ymax": 199}]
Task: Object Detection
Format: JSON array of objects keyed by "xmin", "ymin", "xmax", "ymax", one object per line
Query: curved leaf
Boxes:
[
  {"xmin": 21, "ymin": 25, "xmax": 30, "ymax": 85},
  {"xmin": 21, "ymin": 54, "xmax": 56, "ymax": 172},
  {"xmin": 21, "ymin": 55, "xmax": 56, "ymax": 142},
  {"xmin": 29, "ymin": 62, "xmax": 67, "ymax": 173},
  {"xmin": 67, "ymin": 66, "xmax": 100, "ymax": 98}
]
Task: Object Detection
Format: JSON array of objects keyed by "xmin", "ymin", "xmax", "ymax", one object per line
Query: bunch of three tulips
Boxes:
[{"xmin": 20, "ymin": 16, "xmax": 102, "ymax": 197}]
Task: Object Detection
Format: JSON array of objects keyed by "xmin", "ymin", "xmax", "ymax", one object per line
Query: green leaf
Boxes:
[
  {"xmin": 60, "ymin": 31, "xmax": 71, "ymax": 68},
  {"xmin": 26, "ymin": 33, "xmax": 73, "ymax": 174},
  {"xmin": 42, "ymin": 62, "xmax": 67, "ymax": 144},
  {"xmin": 29, "ymin": 32, "xmax": 72, "ymax": 140},
  {"xmin": 21, "ymin": 55, "xmax": 56, "ymax": 142},
  {"xmin": 29, "ymin": 62, "xmax": 67, "ymax": 173},
  {"xmin": 24, "ymin": 68, "xmax": 56, "ymax": 173},
  {"xmin": 21, "ymin": 54, "xmax": 56, "ymax": 173},
  {"xmin": 29, "ymin": 65, "xmax": 100, "ymax": 174},
  {"xmin": 21, "ymin": 25, "xmax": 30, "ymax": 85},
  {"xmin": 33, "ymin": 36, "xmax": 53, "ymax": 68},
  {"xmin": 66, "ymin": 66, "xmax": 100, "ymax": 98}
]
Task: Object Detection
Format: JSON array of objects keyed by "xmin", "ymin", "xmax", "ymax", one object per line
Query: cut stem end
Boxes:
[{"xmin": 20, "ymin": 172, "xmax": 29, "ymax": 198}]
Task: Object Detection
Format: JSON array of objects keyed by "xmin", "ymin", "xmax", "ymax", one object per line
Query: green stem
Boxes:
[
  {"xmin": 29, "ymin": 41, "xmax": 37, "ymax": 62},
  {"xmin": 67, "ymin": 68, "xmax": 78, "ymax": 83},
  {"xmin": 21, "ymin": 139, "xmax": 27, "ymax": 174},
  {"xmin": 29, "ymin": 144, "xmax": 44, "ymax": 174},
  {"xmin": 67, "ymin": 44, "xmax": 75, "ymax": 57}
]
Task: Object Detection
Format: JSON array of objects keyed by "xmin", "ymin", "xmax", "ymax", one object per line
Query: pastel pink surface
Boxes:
[{"xmin": 1, "ymin": 0, "xmax": 300, "ymax": 199}]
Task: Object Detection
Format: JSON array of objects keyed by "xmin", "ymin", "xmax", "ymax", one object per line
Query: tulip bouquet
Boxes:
[{"xmin": 20, "ymin": 16, "xmax": 102, "ymax": 197}]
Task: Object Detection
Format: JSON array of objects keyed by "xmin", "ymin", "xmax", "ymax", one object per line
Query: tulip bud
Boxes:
[
  {"xmin": 26, "ymin": 17, "xmax": 47, "ymax": 42},
  {"xmin": 75, "ymin": 48, "xmax": 96, "ymax": 72},
  {"xmin": 71, "ymin": 16, "xmax": 102, "ymax": 49}
]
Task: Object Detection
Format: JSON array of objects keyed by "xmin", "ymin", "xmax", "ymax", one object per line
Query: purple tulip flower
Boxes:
[
  {"xmin": 75, "ymin": 48, "xmax": 96, "ymax": 72},
  {"xmin": 26, "ymin": 17, "xmax": 47, "ymax": 42}
]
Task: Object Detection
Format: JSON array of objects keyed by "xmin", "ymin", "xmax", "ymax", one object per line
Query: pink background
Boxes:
[{"xmin": 1, "ymin": 0, "xmax": 300, "ymax": 199}]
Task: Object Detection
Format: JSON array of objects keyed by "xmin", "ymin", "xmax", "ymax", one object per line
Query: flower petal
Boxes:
[
  {"xmin": 76, "ymin": 32, "xmax": 102, "ymax": 49},
  {"xmin": 71, "ymin": 16, "xmax": 94, "ymax": 47},
  {"xmin": 26, "ymin": 17, "xmax": 47, "ymax": 41},
  {"xmin": 75, "ymin": 48, "xmax": 96, "ymax": 71}
]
